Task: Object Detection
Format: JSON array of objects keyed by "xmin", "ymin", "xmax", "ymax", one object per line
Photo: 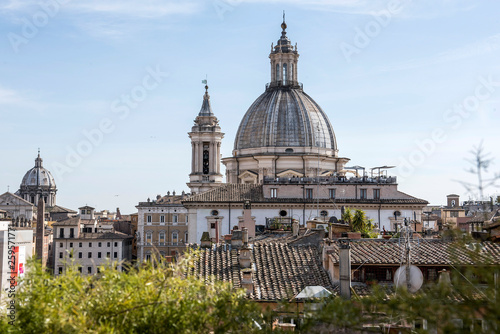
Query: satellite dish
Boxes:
[
  {"xmin": 394, "ymin": 265, "xmax": 423, "ymax": 293},
  {"xmin": 329, "ymin": 216, "xmax": 339, "ymax": 224}
]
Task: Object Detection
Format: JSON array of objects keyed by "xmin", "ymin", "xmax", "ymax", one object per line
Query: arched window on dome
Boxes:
[
  {"xmin": 290, "ymin": 63, "xmax": 294, "ymax": 84},
  {"xmin": 283, "ymin": 63, "xmax": 288, "ymax": 85},
  {"xmin": 276, "ymin": 64, "xmax": 280, "ymax": 83}
]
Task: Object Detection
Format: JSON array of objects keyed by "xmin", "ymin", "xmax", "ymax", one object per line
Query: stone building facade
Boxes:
[
  {"xmin": 52, "ymin": 207, "xmax": 133, "ymax": 275},
  {"xmin": 136, "ymin": 192, "xmax": 189, "ymax": 262}
]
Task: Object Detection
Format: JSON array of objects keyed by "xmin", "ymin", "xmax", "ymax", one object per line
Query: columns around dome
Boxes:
[{"xmin": 187, "ymin": 86, "xmax": 224, "ymax": 194}]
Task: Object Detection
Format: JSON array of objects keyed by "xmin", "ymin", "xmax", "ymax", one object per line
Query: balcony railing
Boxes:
[{"xmin": 263, "ymin": 176, "xmax": 397, "ymax": 185}]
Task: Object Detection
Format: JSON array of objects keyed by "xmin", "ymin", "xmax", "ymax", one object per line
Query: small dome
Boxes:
[
  {"xmin": 234, "ymin": 88, "xmax": 337, "ymax": 151},
  {"xmin": 20, "ymin": 153, "xmax": 56, "ymax": 189}
]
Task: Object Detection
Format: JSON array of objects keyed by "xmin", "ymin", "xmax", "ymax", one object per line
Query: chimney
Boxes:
[
  {"xmin": 231, "ymin": 230, "xmax": 243, "ymax": 249},
  {"xmin": 239, "ymin": 228, "xmax": 254, "ymax": 295},
  {"xmin": 200, "ymin": 232, "xmax": 211, "ymax": 248},
  {"xmin": 338, "ymin": 238, "xmax": 351, "ymax": 299},
  {"xmin": 292, "ymin": 219, "xmax": 299, "ymax": 237},
  {"xmin": 438, "ymin": 269, "xmax": 451, "ymax": 286},
  {"xmin": 241, "ymin": 268, "xmax": 254, "ymax": 296},
  {"xmin": 35, "ymin": 197, "xmax": 46, "ymax": 267}
]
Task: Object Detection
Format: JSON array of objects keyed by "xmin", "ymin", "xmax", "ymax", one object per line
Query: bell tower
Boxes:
[{"xmin": 187, "ymin": 84, "xmax": 224, "ymax": 194}]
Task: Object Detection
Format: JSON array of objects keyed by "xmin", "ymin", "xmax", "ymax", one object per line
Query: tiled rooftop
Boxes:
[
  {"xmin": 184, "ymin": 184, "xmax": 428, "ymax": 204},
  {"xmin": 328, "ymin": 239, "xmax": 500, "ymax": 266},
  {"xmin": 188, "ymin": 242, "xmax": 333, "ymax": 301}
]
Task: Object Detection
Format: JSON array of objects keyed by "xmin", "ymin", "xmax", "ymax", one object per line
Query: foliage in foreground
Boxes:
[{"xmin": 0, "ymin": 253, "xmax": 273, "ymax": 334}]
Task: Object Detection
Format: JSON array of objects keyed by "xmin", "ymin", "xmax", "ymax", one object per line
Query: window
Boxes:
[
  {"xmin": 450, "ymin": 211, "xmax": 459, "ymax": 218},
  {"xmin": 373, "ymin": 189, "xmax": 380, "ymax": 200},
  {"xmin": 79, "ymin": 242, "xmax": 82, "ymax": 247},
  {"xmin": 329, "ymin": 189, "xmax": 336, "ymax": 199},
  {"xmin": 360, "ymin": 189, "xmax": 367, "ymax": 200},
  {"xmin": 89, "ymin": 242, "xmax": 92, "ymax": 247},
  {"xmin": 427, "ymin": 268, "xmax": 437, "ymax": 281},
  {"xmin": 107, "ymin": 242, "xmax": 110, "ymax": 247},
  {"xmin": 211, "ymin": 210, "xmax": 219, "ymax": 216},
  {"xmin": 69, "ymin": 252, "xmax": 73, "ymax": 258},
  {"xmin": 203, "ymin": 143, "xmax": 210, "ymax": 174},
  {"xmin": 88, "ymin": 252, "xmax": 92, "ymax": 258},
  {"xmin": 185, "ymin": 232, "xmax": 189, "ymax": 243},
  {"xmin": 59, "ymin": 252, "xmax": 63, "ymax": 259},
  {"xmin": 98, "ymin": 242, "xmax": 102, "ymax": 247},
  {"xmin": 58, "ymin": 267, "xmax": 63, "ymax": 274},
  {"xmin": 270, "ymin": 188, "xmax": 277, "ymax": 198},
  {"xmin": 70, "ymin": 228, "xmax": 74, "ymax": 238},
  {"xmin": 306, "ymin": 189, "xmax": 313, "ymax": 199},
  {"xmin": 173, "ymin": 215, "xmax": 178, "ymax": 223},
  {"xmin": 69, "ymin": 242, "xmax": 73, "ymax": 248},
  {"xmin": 172, "ymin": 232, "xmax": 179, "ymax": 245},
  {"xmin": 88, "ymin": 267, "xmax": 92, "ymax": 274},
  {"xmin": 276, "ymin": 64, "xmax": 280, "ymax": 81},
  {"xmin": 159, "ymin": 232, "xmax": 165, "ymax": 246},
  {"xmin": 59, "ymin": 242, "xmax": 63, "ymax": 248},
  {"xmin": 114, "ymin": 252, "xmax": 118, "ymax": 258},
  {"xmin": 59, "ymin": 228, "xmax": 64, "ymax": 238},
  {"xmin": 160, "ymin": 215, "xmax": 165, "ymax": 223},
  {"xmin": 145, "ymin": 254, "xmax": 151, "ymax": 261},
  {"xmin": 114, "ymin": 242, "xmax": 118, "ymax": 247},
  {"xmin": 98, "ymin": 252, "xmax": 102, "ymax": 258},
  {"xmin": 81, "ymin": 210, "xmax": 86, "ymax": 215},
  {"xmin": 78, "ymin": 267, "xmax": 82, "ymax": 273},
  {"xmin": 147, "ymin": 215, "xmax": 152, "ymax": 223},
  {"xmin": 283, "ymin": 63, "xmax": 288, "ymax": 85},
  {"xmin": 78, "ymin": 252, "xmax": 82, "ymax": 259},
  {"xmin": 146, "ymin": 232, "xmax": 152, "ymax": 245},
  {"xmin": 107, "ymin": 252, "xmax": 110, "ymax": 258}
]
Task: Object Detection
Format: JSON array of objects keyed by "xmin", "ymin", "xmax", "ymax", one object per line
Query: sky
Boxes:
[{"xmin": 1, "ymin": 0, "xmax": 499, "ymax": 214}]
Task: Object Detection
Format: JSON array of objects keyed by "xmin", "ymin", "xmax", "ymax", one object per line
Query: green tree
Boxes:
[
  {"xmin": 0, "ymin": 252, "xmax": 276, "ymax": 334},
  {"xmin": 342, "ymin": 207, "xmax": 376, "ymax": 238}
]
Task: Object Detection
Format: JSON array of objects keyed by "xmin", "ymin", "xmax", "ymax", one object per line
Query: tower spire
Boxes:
[{"xmin": 199, "ymin": 79, "xmax": 213, "ymax": 116}]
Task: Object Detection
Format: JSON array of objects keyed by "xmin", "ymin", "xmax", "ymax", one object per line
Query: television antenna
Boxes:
[{"xmin": 394, "ymin": 218, "xmax": 423, "ymax": 293}]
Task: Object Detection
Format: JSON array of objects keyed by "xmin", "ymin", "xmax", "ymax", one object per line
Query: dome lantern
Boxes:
[{"xmin": 269, "ymin": 14, "xmax": 300, "ymax": 88}]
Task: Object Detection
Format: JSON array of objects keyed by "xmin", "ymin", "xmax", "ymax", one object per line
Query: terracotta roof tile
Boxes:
[
  {"xmin": 328, "ymin": 239, "xmax": 500, "ymax": 266},
  {"xmin": 189, "ymin": 242, "xmax": 333, "ymax": 301}
]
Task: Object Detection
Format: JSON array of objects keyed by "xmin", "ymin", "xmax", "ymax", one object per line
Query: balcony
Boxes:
[
  {"xmin": 266, "ymin": 81, "xmax": 303, "ymax": 91},
  {"xmin": 263, "ymin": 176, "xmax": 397, "ymax": 185}
]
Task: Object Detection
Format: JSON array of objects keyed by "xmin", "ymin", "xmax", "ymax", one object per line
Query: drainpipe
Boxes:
[{"xmin": 274, "ymin": 155, "xmax": 281, "ymax": 178}]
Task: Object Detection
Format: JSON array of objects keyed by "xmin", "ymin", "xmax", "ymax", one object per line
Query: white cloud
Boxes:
[
  {"xmin": 0, "ymin": 87, "xmax": 22, "ymax": 105},
  {"xmin": 0, "ymin": 0, "xmax": 200, "ymax": 17},
  {"xmin": 71, "ymin": 0, "xmax": 200, "ymax": 18}
]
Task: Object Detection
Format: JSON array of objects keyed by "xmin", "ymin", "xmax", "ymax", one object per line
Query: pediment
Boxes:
[
  {"xmin": 238, "ymin": 170, "xmax": 258, "ymax": 183},
  {"xmin": 0, "ymin": 192, "xmax": 33, "ymax": 206},
  {"xmin": 277, "ymin": 169, "xmax": 303, "ymax": 178}
]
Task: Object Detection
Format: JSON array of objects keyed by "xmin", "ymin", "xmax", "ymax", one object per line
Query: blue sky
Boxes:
[{"xmin": 1, "ymin": 0, "xmax": 499, "ymax": 213}]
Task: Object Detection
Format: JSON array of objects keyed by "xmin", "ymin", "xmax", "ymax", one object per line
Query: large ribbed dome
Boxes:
[
  {"xmin": 234, "ymin": 87, "xmax": 337, "ymax": 151},
  {"xmin": 20, "ymin": 153, "xmax": 56, "ymax": 189}
]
